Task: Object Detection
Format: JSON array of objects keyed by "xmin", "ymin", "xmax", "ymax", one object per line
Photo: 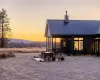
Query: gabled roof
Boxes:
[{"xmin": 45, "ymin": 20, "xmax": 100, "ymax": 37}]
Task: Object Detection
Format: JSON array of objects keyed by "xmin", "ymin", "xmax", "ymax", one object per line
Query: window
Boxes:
[
  {"xmin": 63, "ymin": 41, "xmax": 66, "ymax": 47},
  {"xmin": 79, "ymin": 41, "xmax": 83, "ymax": 50},
  {"xmin": 74, "ymin": 38, "xmax": 78, "ymax": 40},
  {"xmin": 79, "ymin": 38, "xmax": 83, "ymax": 40},
  {"xmin": 74, "ymin": 38, "xmax": 83, "ymax": 51},
  {"xmin": 74, "ymin": 41, "xmax": 78, "ymax": 50}
]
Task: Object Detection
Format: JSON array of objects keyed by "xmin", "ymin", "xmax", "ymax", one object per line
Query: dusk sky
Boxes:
[{"xmin": 0, "ymin": 0, "xmax": 100, "ymax": 41}]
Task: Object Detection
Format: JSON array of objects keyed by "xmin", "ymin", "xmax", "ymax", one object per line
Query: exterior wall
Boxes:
[
  {"xmin": 46, "ymin": 37, "xmax": 60, "ymax": 52},
  {"xmin": 83, "ymin": 37, "xmax": 94, "ymax": 54},
  {"xmin": 61, "ymin": 37, "xmax": 94, "ymax": 54},
  {"xmin": 47, "ymin": 37, "xmax": 53, "ymax": 52},
  {"xmin": 71, "ymin": 37, "xmax": 74, "ymax": 54},
  {"xmin": 93, "ymin": 37, "xmax": 100, "ymax": 56},
  {"xmin": 60, "ymin": 37, "xmax": 74, "ymax": 54},
  {"xmin": 46, "ymin": 36, "xmax": 94, "ymax": 55}
]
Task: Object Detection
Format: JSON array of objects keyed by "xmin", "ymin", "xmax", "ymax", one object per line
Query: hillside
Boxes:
[{"xmin": 7, "ymin": 39, "xmax": 46, "ymax": 48}]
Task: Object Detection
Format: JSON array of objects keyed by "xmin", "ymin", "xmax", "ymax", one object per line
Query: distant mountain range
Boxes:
[
  {"xmin": 7, "ymin": 38, "xmax": 46, "ymax": 48},
  {"xmin": 9, "ymin": 39, "xmax": 41, "ymax": 44}
]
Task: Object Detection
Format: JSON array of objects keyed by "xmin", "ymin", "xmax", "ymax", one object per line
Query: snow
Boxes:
[
  {"xmin": 34, "ymin": 58, "xmax": 44, "ymax": 62},
  {"xmin": 0, "ymin": 53, "xmax": 100, "ymax": 80}
]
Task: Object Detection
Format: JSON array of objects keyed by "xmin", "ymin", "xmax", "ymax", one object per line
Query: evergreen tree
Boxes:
[{"xmin": 0, "ymin": 8, "xmax": 11, "ymax": 48}]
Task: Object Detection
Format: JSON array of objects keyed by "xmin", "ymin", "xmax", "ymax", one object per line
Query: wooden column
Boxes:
[
  {"xmin": 60, "ymin": 38, "xmax": 63, "ymax": 53},
  {"xmin": 99, "ymin": 40, "xmax": 100, "ymax": 54},
  {"xmin": 48, "ymin": 37, "xmax": 49, "ymax": 51},
  {"xmin": 59, "ymin": 38, "xmax": 61, "ymax": 49},
  {"xmin": 93, "ymin": 41, "xmax": 95, "ymax": 54},
  {"xmin": 52, "ymin": 37, "xmax": 53, "ymax": 51},
  {"xmin": 50, "ymin": 37, "xmax": 52, "ymax": 51},
  {"xmin": 55, "ymin": 38, "xmax": 56, "ymax": 51},
  {"xmin": 94, "ymin": 41, "xmax": 95, "ymax": 53},
  {"xmin": 98, "ymin": 40, "xmax": 99, "ymax": 54},
  {"xmin": 96, "ymin": 41, "xmax": 97, "ymax": 54},
  {"xmin": 49, "ymin": 38, "xmax": 51, "ymax": 51},
  {"xmin": 98, "ymin": 40, "xmax": 100, "ymax": 54},
  {"xmin": 78, "ymin": 38, "xmax": 79, "ymax": 51},
  {"xmin": 93, "ymin": 41, "xmax": 94, "ymax": 54},
  {"xmin": 47, "ymin": 37, "xmax": 48, "ymax": 51},
  {"xmin": 46, "ymin": 37, "xmax": 48, "ymax": 51},
  {"xmin": 71, "ymin": 37, "xmax": 74, "ymax": 54},
  {"xmin": 95, "ymin": 41, "xmax": 96, "ymax": 54},
  {"xmin": 46, "ymin": 37, "xmax": 47, "ymax": 51}
]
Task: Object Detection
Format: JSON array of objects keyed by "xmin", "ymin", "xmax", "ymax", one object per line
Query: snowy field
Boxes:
[
  {"xmin": 0, "ymin": 53, "xmax": 100, "ymax": 80},
  {"xmin": 0, "ymin": 47, "xmax": 46, "ymax": 53}
]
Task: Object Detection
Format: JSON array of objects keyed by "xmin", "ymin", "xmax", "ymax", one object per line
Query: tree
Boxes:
[{"xmin": 0, "ymin": 8, "xmax": 11, "ymax": 48}]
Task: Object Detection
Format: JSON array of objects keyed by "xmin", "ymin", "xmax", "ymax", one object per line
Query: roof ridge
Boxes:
[{"xmin": 47, "ymin": 19, "xmax": 100, "ymax": 21}]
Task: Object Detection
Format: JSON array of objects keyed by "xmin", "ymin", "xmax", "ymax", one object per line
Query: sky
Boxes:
[{"xmin": 0, "ymin": 0, "xmax": 100, "ymax": 41}]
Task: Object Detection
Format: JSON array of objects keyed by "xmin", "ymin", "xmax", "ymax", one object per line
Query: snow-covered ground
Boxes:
[
  {"xmin": 0, "ymin": 48, "xmax": 46, "ymax": 53},
  {"xmin": 0, "ymin": 53, "xmax": 100, "ymax": 80}
]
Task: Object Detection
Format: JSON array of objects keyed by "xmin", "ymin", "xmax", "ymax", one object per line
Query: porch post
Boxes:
[
  {"xmin": 78, "ymin": 38, "xmax": 79, "ymax": 51},
  {"xmin": 48, "ymin": 37, "xmax": 49, "ymax": 51},
  {"xmin": 52, "ymin": 37, "xmax": 53, "ymax": 52},
  {"xmin": 99, "ymin": 40, "xmax": 100, "ymax": 54},
  {"xmin": 55, "ymin": 38, "xmax": 56, "ymax": 51},
  {"xmin": 93, "ymin": 40, "xmax": 94, "ymax": 54},
  {"xmin": 46, "ymin": 37, "xmax": 47, "ymax": 51},
  {"xmin": 94, "ymin": 41, "xmax": 96, "ymax": 54},
  {"xmin": 47, "ymin": 37, "xmax": 48, "ymax": 51},
  {"xmin": 98, "ymin": 40, "xmax": 100, "ymax": 54},
  {"xmin": 50, "ymin": 37, "xmax": 52, "ymax": 51},
  {"xmin": 49, "ymin": 37, "xmax": 51, "ymax": 51},
  {"xmin": 98, "ymin": 41, "xmax": 99, "ymax": 55},
  {"xmin": 71, "ymin": 37, "xmax": 74, "ymax": 54}
]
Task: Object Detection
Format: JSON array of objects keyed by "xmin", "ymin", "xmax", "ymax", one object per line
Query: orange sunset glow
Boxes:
[{"xmin": 0, "ymin": 0, "xmax": 100, "ymax": 41}]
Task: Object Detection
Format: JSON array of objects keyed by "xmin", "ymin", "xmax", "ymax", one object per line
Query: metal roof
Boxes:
[{"xmin": 46, "ymin": 20, "xmax": 100, "ymax": 36}]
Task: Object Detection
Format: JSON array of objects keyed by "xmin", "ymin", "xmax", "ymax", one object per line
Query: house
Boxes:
[{"xmin": 45, "ymin": 11, "xmax": 100, "ymax": 56}]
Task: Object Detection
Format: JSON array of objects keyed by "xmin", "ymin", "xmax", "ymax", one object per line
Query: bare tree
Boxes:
[{"xmin": 0, "ymin": 8, "xmax": 11, "ymax": 48}]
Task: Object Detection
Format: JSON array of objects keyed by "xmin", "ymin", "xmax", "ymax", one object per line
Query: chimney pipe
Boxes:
[
  {"xmin": 64, "ymin": 11, "xmax": 69, "ymax": 24},
  {"xmin": 65, "ymin": 11, "xmax": 69, "ymax": 20}
]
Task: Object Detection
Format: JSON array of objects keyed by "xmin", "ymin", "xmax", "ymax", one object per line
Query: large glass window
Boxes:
[
  {"xmin": 74, "ymin": 38, "xmax": 78, "ymax": 40},
  {"xmin": 99, "ymin": 42, "xmax": 100, "ymax": 53},
  {"xmin": 56, "ymin": 38, "xmax": 61, "ymax": 48},
  {"xmin": 74, "ymin": 41, "xmax": 78, "ymax": 50},
  {"xmin": 52, "ymin": 38, "xmax": 61, "ymax": 48},
  {"xmin": 63, "ymin": 41, "xmax": 66, "ymax": 47},
  {"xmin": 74, "ymin": 38, "xmax": 83, "ymax": 51},
  {"xmin": 93, "ymin": 37, "xmax": 100, "ymax": 54},
  {"xmin": 79, "ymin": 41, "xmax": 83, "ymax": 50}
]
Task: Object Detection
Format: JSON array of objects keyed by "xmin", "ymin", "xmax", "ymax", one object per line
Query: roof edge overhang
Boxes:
[
  {"xmin": 51, "ymin": 34, "xmax": 100, "ymax": 37},
  {"xmin": 44, "ymin": 20, "xmax": 52, "ymax": 38}
]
